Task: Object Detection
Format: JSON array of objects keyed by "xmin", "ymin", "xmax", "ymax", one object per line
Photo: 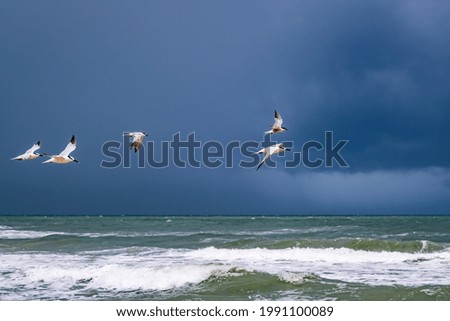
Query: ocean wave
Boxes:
[
  {"xmin": 0, "ymin": 229, "xmax": 66, "ymax": 239},
  {"xmin": 1, "ymin": 246, "xmax": 450, "ymax": 300},
  {"xmin": 186, "ymin": 246, "xmax": 450, "ymax": 264},
  {"xmin": 183, "ymin": 246, "xmax": 450, "ymax": 287},
  {"xmin": 0, "ymin": 252, "xmax": 236, "ymax": 299},
  {"xmin": 219, "ymin": 238, "xmax": 446, "ymax": 253},
  {"xmin": 0, "ymin": 228, "xmax": 198, "ymax": 240},
  {"xmin": 30, "ymin": 263, "xmax": 232, "ymax": 291},
  {"xmin": 1, "ymin": 227, "xmax": 445, "ymax": 255},
  {"xmin": 341, "ymin": 238, "xmax": 444, "ymax": 253},
  {"xmin": 0, "ymin": 225, "xmax": 354, "ymax": 240}
]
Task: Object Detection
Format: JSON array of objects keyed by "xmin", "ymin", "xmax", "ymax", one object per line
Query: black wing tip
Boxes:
[
  {"xmin": 37, "ymin": 141, "xmax": 40, "ymax": 146},
  {"xmin": 256, "ymin": 162, "xmax": 264, "ymax": 171},
  {"xmin": 70, "ymin": 135, "xmax": 76, "ymax": 144}
]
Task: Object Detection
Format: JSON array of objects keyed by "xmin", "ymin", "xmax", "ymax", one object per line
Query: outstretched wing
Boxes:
[
  {"xmin": 60, "ymin": 135, "xmax": 76, "ymax": 156},
  {"xmin": 273, "ymin": 110, "xmax": 283, "ymax": 128},
  {"xmin": 25, "ymin": 141, "xmax": 41, "ymax": 154},
  {"xmin": 11, "ymin": 154, "xmax": 25, "ymax": 161},
  {"xmin": 256, "ymin": 153, "xmax": 270, "ymax": 171}
]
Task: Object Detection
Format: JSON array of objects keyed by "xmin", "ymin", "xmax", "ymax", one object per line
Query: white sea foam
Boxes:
[
  {"xmin": 1, "ymin": 246, "xmax": 449, "ymax": 300},
  {"xmin": 183, "ymin": 246, "xmax": 450, "ymax": 286},
  {"xmin": 0, "ymin": 228, "xmax": 66, "ymax": 239},
  {"xmin": 0, "ymin": 227, "xmax": 353, "ymax": 239},
  {"xmin": 0, "ymin": 250, "xmax": 233, "ymax": 300},
  {"xmin": 278, "ymin": 272, "xmax": 316, "ymax": 284},
  {"xmin": 0, "ymin": 228, "xmax": 194, "ymax": 239},
  {"xmin": 0, "ymin": 228, "xmax": 115, "ymax": 239},
  {"xmin": 26, "ymin": 262, "xmax": 228, "ymax": 291}
]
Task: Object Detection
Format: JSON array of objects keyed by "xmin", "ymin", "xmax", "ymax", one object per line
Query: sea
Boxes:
[{"xmin": 0, "ymin": 215, "xmax": 449, "ymax": 301}]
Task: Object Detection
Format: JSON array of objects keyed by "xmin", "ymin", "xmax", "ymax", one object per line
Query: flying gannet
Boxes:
[
  {"xmin": 11, "ymin": 141, "xmax": 43, "ymax": 161},
  {"xmin": 42, "ymin": 135, "xmax": 79, "ymax": 164},
  {"xmin": 125, "ymin": 132, "xmax": 148, "ymax": 152},
  {"xmin": 255, "ymin": 143, "xmax": 290, "ymax": 170},
  {"xmin": 265, "ymin": 110, "xmax": 288, "ymax": 135}
]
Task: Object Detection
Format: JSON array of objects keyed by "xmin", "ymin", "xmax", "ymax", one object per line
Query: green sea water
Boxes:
[{"xmin": 0, "ymin": 216, "xmax": 449, "ymax": 300}]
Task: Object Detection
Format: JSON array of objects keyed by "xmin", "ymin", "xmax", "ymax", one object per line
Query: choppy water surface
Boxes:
[{"xmin": 0, "ymin": 216, "xmax": 449, "ymax": 300}]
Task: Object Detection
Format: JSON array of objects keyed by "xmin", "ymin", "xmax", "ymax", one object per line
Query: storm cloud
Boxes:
[{"xmin": 1, "ymin": 0, "xmax": 449, "ymax": 215}]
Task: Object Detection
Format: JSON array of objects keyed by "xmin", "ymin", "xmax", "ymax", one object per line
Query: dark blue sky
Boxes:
[{"xmin": 1, "ymin": 0, "xmax": 449, "ymax": 215}]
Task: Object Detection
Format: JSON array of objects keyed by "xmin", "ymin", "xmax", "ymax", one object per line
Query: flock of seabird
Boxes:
[
  {"xmin": 11, "ymin": 135, "xmax": 78, "ymax": 164},
  {"xmin": 11, "ymin": 111, "xmax": 290, "ymax": 170}
]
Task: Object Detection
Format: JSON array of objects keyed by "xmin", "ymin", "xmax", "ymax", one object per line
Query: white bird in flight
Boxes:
[
  {"xmin": 255, "ymin": 143, "xmax": 290, "ymax": 171},
  {"xmin": 265, "ymin": 110, "xmax": 288, "ymax": 135},
  {"xmin": 42, "ymin": 135, "xmax": 79, "ymax": 164},
  {"xmin": 11, "ymin": 141, "xmax": 43, "ymax": 161},
  {"xmin": 124, "ymin": 132, "xmax": 148, "ymax": 152}
]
